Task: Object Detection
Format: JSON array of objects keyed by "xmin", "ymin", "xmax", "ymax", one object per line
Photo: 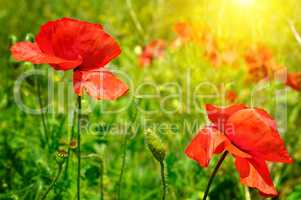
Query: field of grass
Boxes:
[{"xmin": 1, "ymin": 0, "xmax": 301, "ymax": 199}]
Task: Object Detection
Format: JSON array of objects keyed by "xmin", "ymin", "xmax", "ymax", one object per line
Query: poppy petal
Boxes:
[
  {"xmin": 35, "ymin": 17, "xmax": 120, "ymax": 70},
  {"xmin": 205, "ymin": 104, "xmax": 247, "ymax": 126},
  {"xmin": 224, "ymin": 141, "xmax": 251, "ymax": 158},
  {"xmin": 73, "ymin": 69, "xmax": 128, "ymax": 100},
  {"xmin": 11, "ymin": 42, "xmax": 82, "ymax": 70},
  {"xmin": 235, "ymin": 157, "xmax": 250, "ymax": 178},
  {"xmin": 240, "ymin": 158, "xmax": 277, "ymax": 197},
  {"xmin": 185, "ymin": 127, "xmax": 226, "ymax": 167},
  {"xmin": 226, "ymin": 109, "xmax": 293, "ymax": 163}
]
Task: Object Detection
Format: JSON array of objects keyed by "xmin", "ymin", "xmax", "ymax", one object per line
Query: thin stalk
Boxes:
[
  {"xmin": 77, "ymin": 96, "xmax": 82, "ymax": 200},
  {"xmin": 117, "ymin": 134, "xmax": 128, "ymax": 199},
  {"xmin": 100, "ymin": 158, "xmax": 104, "ymax": 200},
  {"xmin": 64, "ymin": 110, "xmax": 77, "ymax": 179},
  {"xmin": 117, "ymin": 100, "xmax": 139, "ymax": 199},
  {"xmin": 34, "ymin": 71, "xmax": 49, "ymax": 144},
  {"xmin": 159, "ymin": 161, "xmax": 167, "ymax": 200},
  {"xmin": 126, "ymin": 0, "xmax": 145, "ymax": 39},
  {"xmin": 40, "ymin": 164, "xmax": 63, "ymax": 200},
  {"xmin": 245, "ymin": 186, "xmax": 251, "ymax": 200},
  {"xmin": 202, "ymin": 151, "xmax": 228, "ymax": 200}
]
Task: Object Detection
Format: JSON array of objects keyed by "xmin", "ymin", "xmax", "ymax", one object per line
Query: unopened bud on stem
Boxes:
[
  {"xmin": 56, "ymin": 149, "xmax": 68, "ymax": 165},
  {"xmin": 145, "ymin": 129, "xmax": 166, "ymax": 162}
]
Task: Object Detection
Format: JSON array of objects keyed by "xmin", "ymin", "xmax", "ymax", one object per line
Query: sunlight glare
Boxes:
[{"xmin": 236, "ymin": 0, "xmax": 255, "ymax": 6}]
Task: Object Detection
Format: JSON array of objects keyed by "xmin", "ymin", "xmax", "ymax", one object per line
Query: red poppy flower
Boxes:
[
  {"xmin": 244, "ymin": 44, "xmax": 280, "ymax": 82},
  {"xmin": 172, "ymin": 22, "xmax": 195, "ymax": 47},
  {"xmin": 139, "ymin": 40, "xmax": 166, "ymax": 67},
  {"xmin": 226, "ymin": 90, "xmax": 237, "ymax": 103},
  {"xmin": 201, "ymin": 31, "xmax": 221, "ymax": 66},
  {"xmin": 286, "ymin": 72, "xmax": 301, "ymax": 91},
  {"xmin": 11, "ymin": 17, "xmax": 128, "ymax": 100},
  {"xmin": 185, "ymin": 104, "xmax": 292, "ymax": 197}
]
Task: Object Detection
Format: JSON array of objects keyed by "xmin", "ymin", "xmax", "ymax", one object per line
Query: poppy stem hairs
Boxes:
[
  {"xmin": 160, "ymin": 161, "xmax": 167, "ymax": 200},
  {"xmin": 77, "ymin": 96, "xmax": 82, "ymax": 200},
  {"xmin": 202, "ymin": 151, "xmax": 228, "ymax": 200}
]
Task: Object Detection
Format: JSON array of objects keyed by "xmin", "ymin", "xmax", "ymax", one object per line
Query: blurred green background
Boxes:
[{"xmin": 1, "ymin": 0, "xmax": 301, "ymax": 199}]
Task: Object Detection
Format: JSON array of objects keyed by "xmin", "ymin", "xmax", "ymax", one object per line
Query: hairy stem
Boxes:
[
  {"xmin": 40, "ymin": 164, "xmax": 63, "ymax": 200},
  {"xmin": 77, "ymin": 96, "xmax": 82, "ymax": 200},
  {"xmin": 160, "ymin": 161, "xmax": 167, "ymax": 200},
  {"xmin": 203, "ymin": 151, "xmax": 228, "ymax": 200}
]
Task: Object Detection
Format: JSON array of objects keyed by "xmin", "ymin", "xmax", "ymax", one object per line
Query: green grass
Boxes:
[{"xmin": 0, "ymin": 0, "xmax": 301, "ymax": 199}]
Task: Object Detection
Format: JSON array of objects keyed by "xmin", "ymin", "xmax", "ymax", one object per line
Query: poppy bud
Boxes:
[
  {"xmin": 9, "ymin": 35, "xmax": 17, "ymax": 45},
  {"xmin": 70, "ymin": 139, "xmax": 77, "ymax": 149},
  {"xmin": 145, "ymin": 129, "xmax": 166, "ymax": 162},
  {"xmin": 9, "ymin": 35, "xmax": 18, "ymax": 64},
  {"xmin": 25, "ymin": 33, "xmax": 35, "ymax": 43},
  {"xmin": 56, "ymin": 149, "xmax": 68, "ymax": 165}
]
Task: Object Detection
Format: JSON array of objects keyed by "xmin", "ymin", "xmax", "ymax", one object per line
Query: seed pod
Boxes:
[
  {"xmin": 56, "ymin": 149, "xmax": 68, "ymax": 165},
  {"xmin": 145, "ymin": 129, "xmax": 166, "ymax": 162},
  {"xmin": 70, "ymin": 139, "xmax": 77, "ymax": 149}
]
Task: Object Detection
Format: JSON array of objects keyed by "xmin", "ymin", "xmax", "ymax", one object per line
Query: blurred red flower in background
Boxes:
[
  {"xmin": 286, "ymin": 72, "xmax": 301, "ymax": 91},
  {"xmin": 172, "ymin": 22, "xmax": 238, "ymax": 67},
  {"xmin": 11, "ymin": 17, "xmax": 128, "ymax": 100},
  {"xmin": 225, "ymin": 90, "xmax": 237, "ymax": 103},
  {"xmin": 202, "ymin": 31, "xmax": 221, "ymax": 67},
  {"xmin": 185, "ymin": 104, "xmax": 292, "ymax": 197},
  {"xmin": 139, "ymin": 40, "xmax": 166, "ymax": 67},
  {"xmin": 172, "ymin": 22, "xmax": 202, "ymax": 48},
  {"xmin": 244, "ymin": 44, "xmax": 281, "ymax": 82}
]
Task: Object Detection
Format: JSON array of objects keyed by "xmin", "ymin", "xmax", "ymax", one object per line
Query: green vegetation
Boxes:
[{"xmin": 0, "ymin": 0, "xmax": 301, "ymax": 199}]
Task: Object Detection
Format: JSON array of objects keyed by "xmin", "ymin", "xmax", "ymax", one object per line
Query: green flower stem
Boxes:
[
  {"xmin": 64, "ymin": 110, "xmax": 77, "ymax": 179},
  {"xmin": 34, "ymin": 67, "xmax": 49, "ymax": 144},
  {"xmin": 245, "ymin": 186, "xmax": 251, "ymax": 200},
  {"xmin": 117, "ymin": 133, "xmax": 128, "ymax": 200},
  {"xmin": 117, "ymin": 100, "xmax": 139, "ymax": 199},
  {"xmin": 203, "ymin": 151, "xmax": 228, "ymax": 200},
  {"xmin": 100, "ymin": 158, "xmax": 104, "ymax": 200},
  {"xmin": 40, "ymin": 164, "xmax": 63, "ymax": 200},
  {"xmin": 77, "ymin": 96, "xmax": 82, "ymax": 200},
  {"xmin": 159, "ymin": 161, "xmax": 167, "ymax": 200}
]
